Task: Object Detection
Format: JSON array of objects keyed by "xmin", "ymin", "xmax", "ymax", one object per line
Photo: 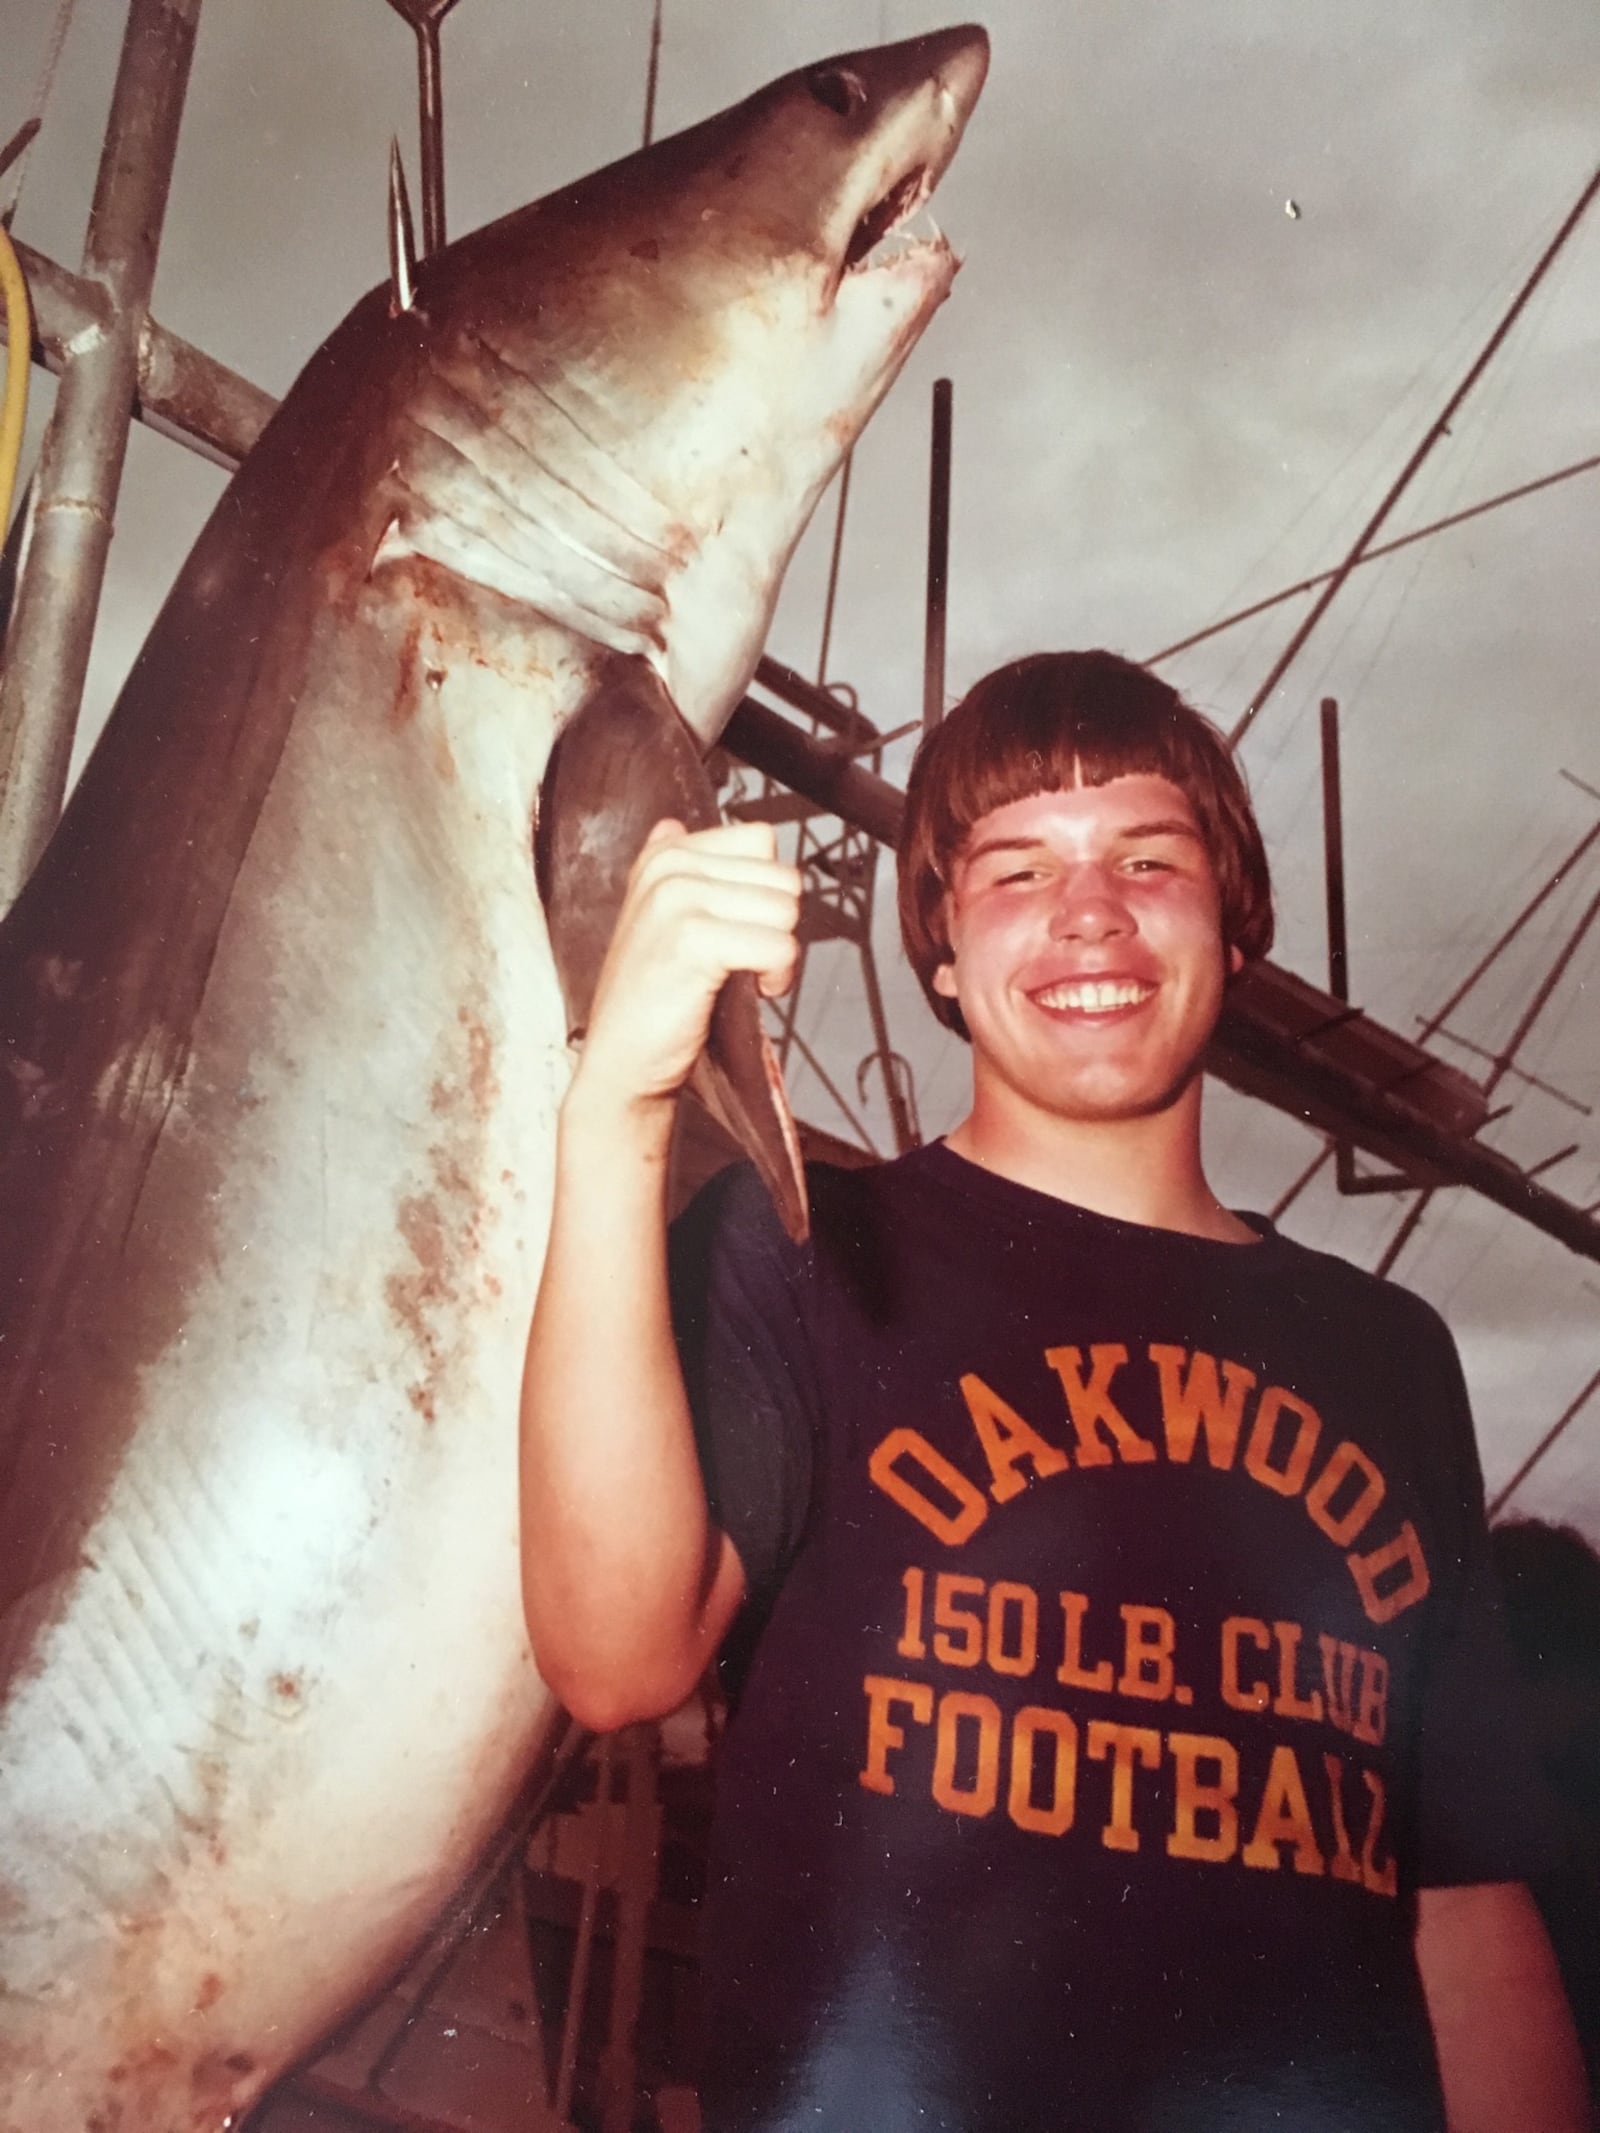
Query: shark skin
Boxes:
[{"xmin": 0, "ymin": 25, "xmax": 986, "ymax": 2131}]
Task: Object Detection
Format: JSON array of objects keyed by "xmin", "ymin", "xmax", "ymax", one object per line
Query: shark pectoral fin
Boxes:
[
  {"xmin": 690, "ymin": 978, "xmax": 809, "ymax": 1243},
  {"xmin": 534, "ymin": 655, "xmax": 809, "ymax": 1243}
]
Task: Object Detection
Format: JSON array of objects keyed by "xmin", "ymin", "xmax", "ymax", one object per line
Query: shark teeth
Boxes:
[
  {"xmin": 1033, "ymin": 978, "xmax": 1156, "ymax": 1014},
  {"xmin": 845, "ymin": 164, "xmax": 934, "ymax": 271}
]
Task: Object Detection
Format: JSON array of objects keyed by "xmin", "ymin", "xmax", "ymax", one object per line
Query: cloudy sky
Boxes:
[{"xmin": 6, "ymin": 0, "xmax": 1599, "ymax": 1531}]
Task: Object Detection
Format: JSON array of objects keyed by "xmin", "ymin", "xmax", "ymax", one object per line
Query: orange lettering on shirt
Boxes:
[
  {"xmin": 1242, "ymin": 1745, "xmax": 1326, "ymax": 1875},
  {"xmin": 1008, "ymin": 1706, "xmax": 1079, "ymax": 1837},
  {"xmin": 1149, "ymin": 1345, "xmax": 1256, "ymax": 1470},
  {"xmin": 1358, "ymin": 1767, "xmax": 1399, "ymax": 1896},
  {"xmin": 1057, "ymin": 1591, "xmax": 1115, "ymax": 1693},
  {"xmin": 868, "ymin": 1428, "xmax": 989, "ymax": 1545},
  {"xmin": 932, "ymin": 1573, "xmax": 985, "ymax": 1667},
  {"xmin": 1347, "ymin": 1522, "xmax": 1431, "ymax": 1626},
  {"xmin": 986, "ymin": 1582, "xmax": 1040, "ymax": 1678},
  {"xmin": 932, "ymin": 1690, "xmax": 1001, "ymax": 1818},
  {"xmin": 1118, "ymin": 1605, "xmax": 1176, "ymax": 1702},
  {"xmin": 1243, "ymin": 1385, "xmax": 1323, "ymax": 1498},
  {"xmin": 1353, "ymin": 1649, "xmax": 1389, "ymax": 1747},
  {"xmin": 1304, "ymin": 1438, "xmax": 1386, "ymax": 1547},
  {"xmin": 1043, "ymin": 1345, "xmax": 1155, "ymax": 1467},
  {"xmin": 1220, "ymin": 1617, "xmax": 1272, "ymax": 1712},
  {"xmin": 960, "ymin": 1373, "xmax": 1070, "ymax": 1502},
  {"xmin": 859, "ymin": 1674, "xmax": 934, "ymax": 1796},
  {"xmin": 1167, "ymin": 1731, "xmax": 1240, "ymax": 1863},
  {"xmin": 1272, "ymin": 1620, "xmax": 1324, "ymax": 1723},
  {"xmin": 1086, "ymin": 1720, "xmax": 1162, "ymax": 1853},
  {"xmin": 1319, "ymin": 1634, "xmax": 1358, "ymax": 1734},
  {"xmin": 1322, "ymin": 1753, "xmax": 1365, "ymax": 1884}
]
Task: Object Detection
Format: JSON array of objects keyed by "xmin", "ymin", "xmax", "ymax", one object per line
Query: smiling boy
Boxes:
[{"xmin": 521, "ymin": 651, "xmax": 1584, "ymax": 2132}]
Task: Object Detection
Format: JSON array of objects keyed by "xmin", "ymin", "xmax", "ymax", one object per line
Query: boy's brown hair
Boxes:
[{"xmin": 898, "ymin": 650, "xmax": 1274, "ymax": 1038}]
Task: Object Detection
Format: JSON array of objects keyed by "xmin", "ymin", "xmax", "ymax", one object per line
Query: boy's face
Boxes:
[{"xmin": 932, "ymin": 773, "xmax": 1238, "ymax": 1127}]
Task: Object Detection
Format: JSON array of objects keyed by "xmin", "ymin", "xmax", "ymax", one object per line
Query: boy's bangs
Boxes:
[{"xmin": 940, "ymin": 703, "xmax": 1200, "ymax": 867}]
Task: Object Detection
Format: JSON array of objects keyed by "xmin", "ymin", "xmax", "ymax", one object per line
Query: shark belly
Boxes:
[{"xmin": 0, "ymin": 587, "xmax": 577, "ymax": 2127}]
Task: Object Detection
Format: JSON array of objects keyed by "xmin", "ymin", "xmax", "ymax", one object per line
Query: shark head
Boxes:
[{"xmin": 383, "ymin": 24, "xmax": 989, "ymax": 741}]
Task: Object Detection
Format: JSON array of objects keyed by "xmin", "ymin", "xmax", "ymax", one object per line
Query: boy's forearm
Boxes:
[
  {"xmin": 1416, "ymin": 1881, "xmax": 1590, "ymax": 2133},
  {"xmin": 520, "ymin": 1083, "xmax": 733, "ymax": 1726}
]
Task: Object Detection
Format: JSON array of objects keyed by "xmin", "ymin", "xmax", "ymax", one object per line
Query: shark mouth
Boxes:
[{"xmin": 844, "ymin": 164, "xmax": 938, "ymax": 272}]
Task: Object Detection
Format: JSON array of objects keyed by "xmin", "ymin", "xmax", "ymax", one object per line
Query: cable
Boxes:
[
  {"xmin": 0, "ymin": 223, "xmax": 31, "ymax": 541},
  {"xmin": 1, "ymin": 0, "xmax": 79, "ymax": 227}
]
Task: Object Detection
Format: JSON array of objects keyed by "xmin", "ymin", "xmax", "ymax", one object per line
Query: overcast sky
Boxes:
[{"xmin": 6, "ymin": 0, "xmax": 1598, "ymax": 1532}]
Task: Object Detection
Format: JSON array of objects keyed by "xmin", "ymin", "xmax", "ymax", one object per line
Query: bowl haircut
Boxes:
[{"xmin": 897, "ymin": 650, "xmax": 1275, "ymax": 1039}]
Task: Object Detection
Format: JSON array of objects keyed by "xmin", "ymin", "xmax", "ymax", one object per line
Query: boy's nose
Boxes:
[{"xmin": 1048, "ymin": 868, "xmax": 1134, "ymax": 942}]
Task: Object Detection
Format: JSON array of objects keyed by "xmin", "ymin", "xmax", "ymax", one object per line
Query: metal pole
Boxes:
[
  {"xmin": 1376, "ymin": 880, "xmax": 1600, "ymax": 1277},
  {"xmin": 1321, "ymin": 700, "xmax": 1348, "ymax": 1003},
  {"xmin": 641, "ymin": 0, "xmax": 664, "ymax": 149},
  {"xmin": 415, "ymin": 21, "xmax": 446, "ymax": 257},
  {"xmin": 1228, "ymin": 163, "xmax": 1600, "ymax": 751},
  {"xmin": 923, "ymin": 375, "xmax": 952, "ymax": 730},
  {"xmin": 381, "ymin": 1, "xmax": 462, "ymax": 260},
  {"xmin": 0, "ymin": 0, "xmax": 203, "ymax": 913}
]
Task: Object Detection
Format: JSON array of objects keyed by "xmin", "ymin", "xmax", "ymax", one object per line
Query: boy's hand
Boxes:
[{"xmin": 569, "ymin": 819, "xmax": 802, "ymax": 1120}]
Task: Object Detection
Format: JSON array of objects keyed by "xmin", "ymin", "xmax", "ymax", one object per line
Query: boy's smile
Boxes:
[{"xmin": 933, "ymin": 774, "xmax": 1238, "ymax": 1129}]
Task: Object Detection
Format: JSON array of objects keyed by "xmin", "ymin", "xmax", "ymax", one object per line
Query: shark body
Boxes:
[{"xmin": 0, "ymin": 27, "xmax": 986, "ymax": 2130}]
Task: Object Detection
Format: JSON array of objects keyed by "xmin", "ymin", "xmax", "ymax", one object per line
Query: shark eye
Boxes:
[{"xmin": 807, "ymin": 66, "xmax": 867, "ymax": 119}]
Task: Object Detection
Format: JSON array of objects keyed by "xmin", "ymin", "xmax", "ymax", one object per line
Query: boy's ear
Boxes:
[
  {"xmin": 1228, "ymin": 943, "xmax": 1244, "ymax": 977},
  {"xmin": 932, "ymin": 959, "xmax": 959, "ymax": 1000}
]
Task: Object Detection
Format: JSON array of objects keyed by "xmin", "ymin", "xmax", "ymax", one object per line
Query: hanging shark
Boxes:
[{"xmin": 0, "ymin": 24, "xmax": 987, "ymax": 2130}]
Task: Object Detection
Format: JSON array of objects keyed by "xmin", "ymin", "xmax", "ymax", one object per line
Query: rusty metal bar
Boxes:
[
  {"xmin": 1228, "ymin": 162, "xmax": 1600, "ymax": 751},
  {"xmin": 1321, "ymin": 699, "xmax": 1349, "ymax": 1003},
  {"xmin": 8, "ymin": 233, "xmax": 275, "ymax": 468},
  {"xmin": 1488, "ymin": 1364, "xmax": 1600, "ymax": 1519},
  {"xmin": 0, "ymin": 0, "xmax": 203, "ymax": 912},
  {"xmin": 754, "ymin": 651, "xmax": 876, "ymax": 745},
  {"xmin": 923, "ymin": 374, "xmax": 951, "ymax": 730},
  {"xmin": 724, "ymin": 697, "xmax": 904, "ymax": 846}
]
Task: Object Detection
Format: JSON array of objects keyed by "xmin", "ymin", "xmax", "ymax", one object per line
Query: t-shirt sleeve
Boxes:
[
  {"xmin": 1408, "ymin": 1306, "xmax": 1565, "ymax": 1887},
  {"xmin": 668, "ymin": 1162, "xmax": 820, "ymax": 1606}
]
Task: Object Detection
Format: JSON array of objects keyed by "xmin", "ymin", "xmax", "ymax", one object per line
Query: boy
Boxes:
[{"xmin": 522, "ymin": 651, "xmax": 1584, "ymax": 2131}]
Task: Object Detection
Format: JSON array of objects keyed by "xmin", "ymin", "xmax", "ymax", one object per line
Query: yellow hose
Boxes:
[{"xmin": 0, "ymin": 221, "xmax": 31, "ymax": 540}]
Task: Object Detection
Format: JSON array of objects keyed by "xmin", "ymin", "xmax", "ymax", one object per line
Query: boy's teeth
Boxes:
[{"xmin": 1036, "ymin": 979, "xmax": 1154, "ymax": 1012}]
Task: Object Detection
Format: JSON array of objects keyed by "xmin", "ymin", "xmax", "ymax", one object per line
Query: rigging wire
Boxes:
[
  {"xmin": 1228, "ymin": 161, "xmax": 1600, "ymax": 755},
  {"xmin": 0, "ymin": 0, "xmax": 78, "ymax": 227},
  {"xmin": 1161, "ymin": 235, "xmax": 1540, "ymax": 678}
]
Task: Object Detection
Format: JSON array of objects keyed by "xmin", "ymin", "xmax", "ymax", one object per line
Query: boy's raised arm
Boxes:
[{"xmin": 519, "ymin": 820, "xmax": 800, "ymax": 1731}]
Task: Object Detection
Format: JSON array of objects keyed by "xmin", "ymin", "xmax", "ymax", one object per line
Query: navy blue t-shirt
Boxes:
[{"xmin": 670, "ymin": 1144, "xmax": 1557, "ymax": 2133}]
